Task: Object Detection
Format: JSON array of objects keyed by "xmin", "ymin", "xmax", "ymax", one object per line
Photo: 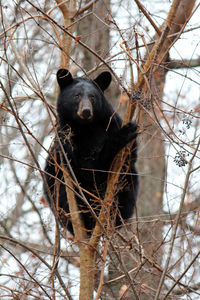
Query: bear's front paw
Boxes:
[{"xmin": 120, "ymin": 122, "xmax": 138, "ymax": 142}]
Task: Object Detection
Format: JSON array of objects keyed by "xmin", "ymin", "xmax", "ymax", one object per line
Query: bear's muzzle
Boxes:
[{"xmin": 77, "ymin": 99, "xmax": 93, "ymax": 120}]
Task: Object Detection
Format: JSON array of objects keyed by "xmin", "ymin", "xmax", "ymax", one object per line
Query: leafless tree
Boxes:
[{"xmin": 0, "ymin": 0, "xmax": 200, "ymax": 299}]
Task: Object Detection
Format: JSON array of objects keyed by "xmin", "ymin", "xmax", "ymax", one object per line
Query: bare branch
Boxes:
[
  {"xmin": 167, "ymin": 57, "xmax": 200, "ymax": 69},
  {"xmin": 155, "ymin": 138, "xmax": 200, "ymax": 299},
  {"xmin": 164, "ymin": 250, "xmax": 200, "ymax": 298},
  {"xmin": 134, "ymin": 0, "xmax": 161, "ymax": 36},
  {"xmin": 76, "ymin": 0, "xmax": 99, "ymax": 16}
]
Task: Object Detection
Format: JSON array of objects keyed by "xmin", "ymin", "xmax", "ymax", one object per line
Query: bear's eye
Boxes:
[
  {"xmin": 74, "ymin": 94, "xmax": 80, "ymax": 100},
  {"xmin": 90, "ymin": 95, "xmax": 95, "ymax": 102}
]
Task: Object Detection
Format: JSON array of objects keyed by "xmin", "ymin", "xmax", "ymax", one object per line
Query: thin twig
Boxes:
[
  {"xmin": 164, "ymin": 250, "xmax": 200, "ymax": 299},
  {"xmin": 76, "ymin": 0, "xmax": 99, "ymax": 16},
  {"xmin": 95, "ymin": 239, "xmax": 108, "ymax": 300},
  {"xmin": 0, "ymin": 235, "xmax": 73, "ymax": 299},
  {"xmin": 154, "ymin": 138, "xmax": 200, "ymax": 299},
  {"xmin": 134, "ymin": 0, "xmax": 161, "ymax": 36}
]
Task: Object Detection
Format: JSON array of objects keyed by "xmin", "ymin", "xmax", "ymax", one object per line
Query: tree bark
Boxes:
[{"xmin": 77, "ymin": 1, "xmax": 110, "ymax": 72}]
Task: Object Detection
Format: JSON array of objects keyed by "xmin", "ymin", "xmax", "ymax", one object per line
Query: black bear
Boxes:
[{"xmin": 44, "ymin": 69, "xmax": 138, "ymax": 235}]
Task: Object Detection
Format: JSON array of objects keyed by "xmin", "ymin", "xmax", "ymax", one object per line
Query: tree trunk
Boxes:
[
  {"xmin": 79, "ymin": 244, "xmax": 95, "ymax": 300},
  {"xmin": 77, "ymin": 1, "xmax": 110, "ymax": 72}
]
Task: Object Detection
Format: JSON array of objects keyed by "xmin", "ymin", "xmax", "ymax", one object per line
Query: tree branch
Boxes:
[
  {"xmin": 56, "ymin": 0, "xmax": 77, "ymax": 68},
  {"xmin": 164, "ymin": 250, "xmax": 200, "ymax": 298},
  {"xmin": 134, "ymin": 0, "xmax": 161, "ymax": 36},
  {"xmin": 76, "ymin": 0, "xmax": 99, "ymax": 16},
  {"xmin": 155, "ymin": 138, "xmax": 200, "ymax": 299},
  {"xmin": 167, "ymin": 57, "xmax": 200, "ymax": 69}
]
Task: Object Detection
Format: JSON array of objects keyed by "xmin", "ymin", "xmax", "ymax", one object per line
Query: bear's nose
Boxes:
[{"xmin": 82, "ymin": 108, "xmax": 91, "ymax": 119}]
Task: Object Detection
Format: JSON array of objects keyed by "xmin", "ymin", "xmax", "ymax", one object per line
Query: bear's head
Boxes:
[{"xmin": 57, "ymin": 69, "xmax": 112, "ymax": 127}]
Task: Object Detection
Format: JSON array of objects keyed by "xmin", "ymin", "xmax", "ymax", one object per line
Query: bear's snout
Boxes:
[{"xmin": 77, "ymin": 99, "xmax": 93, "ymax": 120}]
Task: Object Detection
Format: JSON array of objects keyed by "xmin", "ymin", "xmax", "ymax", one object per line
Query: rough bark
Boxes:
[{"xmin": 77, "ymin": 1, "xmax": 110, "ymax": 72}]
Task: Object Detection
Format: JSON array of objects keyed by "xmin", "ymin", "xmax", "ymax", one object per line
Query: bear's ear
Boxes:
[
  {"xmin": 57, "ymin": 69, "xmax": 73, "ymax": 89},
  {"xmin": 94, "ymin": 71, "xmax": 112, "ymax": 91}
]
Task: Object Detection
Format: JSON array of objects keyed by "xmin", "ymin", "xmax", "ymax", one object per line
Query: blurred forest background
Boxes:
[{"xmin": 0, "ymin": 0, "xmax": 200, "ymax": 299}]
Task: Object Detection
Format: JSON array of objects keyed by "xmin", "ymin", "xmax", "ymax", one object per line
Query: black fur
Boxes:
[{"xmin": 44, "ymin": 69, "xmax": 138, "ymax": 235}]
